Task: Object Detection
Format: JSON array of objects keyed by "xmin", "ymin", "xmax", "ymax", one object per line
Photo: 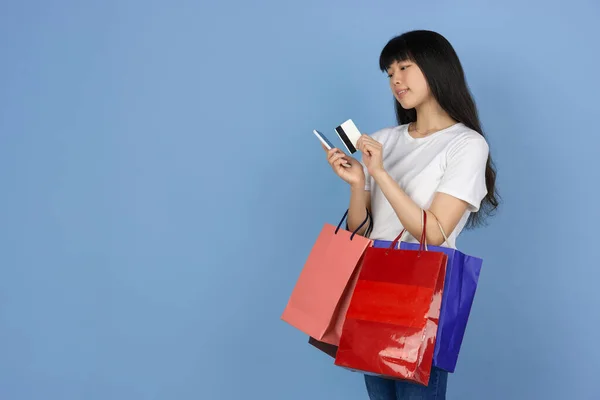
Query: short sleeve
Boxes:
[{"xmin": 436, "ymin": 134, "xmax": 489, "ymax": 212}]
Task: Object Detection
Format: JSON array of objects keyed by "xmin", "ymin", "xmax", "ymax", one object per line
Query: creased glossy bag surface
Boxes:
[
  {"xmin": 281, "ymin": 210, "xmax": 372, "ymax": 345},
  {"xmin": 393, "ymin": 241, "xmax": 482, "ymax": 373},
  {"xmin": 334, "ymin": 214, "xmax": 447, "ymax": 386}
]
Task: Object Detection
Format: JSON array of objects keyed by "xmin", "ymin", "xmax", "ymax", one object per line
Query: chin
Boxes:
[{"xmin": 397, "ymin": 99, "xmax": 416, "ymax": 110}]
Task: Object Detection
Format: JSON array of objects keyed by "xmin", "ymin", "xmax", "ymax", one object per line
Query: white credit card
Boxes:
[{"xmin": 334, "ymin": 119, "xmax": 362, "ymax": 154}]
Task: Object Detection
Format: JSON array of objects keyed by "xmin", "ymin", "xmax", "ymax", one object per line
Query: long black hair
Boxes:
[{"xmin": 379, "ymin": 30, "xmax": 499, "ymax": 228}]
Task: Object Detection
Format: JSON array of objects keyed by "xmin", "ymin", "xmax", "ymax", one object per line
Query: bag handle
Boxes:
[
  {"xmin": 435, "ymin": 219, "xmax": 450, "ymax": 246},
  {"xmin": 429, "ymin": 210, "xmax": 455, "ymax": 248},
  {"xmin": 364, "ymin": 208, "xmax": 374, "ymax": 238},
  {"xmin": 335, "ymin": 208, "xmax": 372, "ymax": 241},
  {"xmin": 388, "ymin": 209, "xmax": 428, "ymax": 253}
]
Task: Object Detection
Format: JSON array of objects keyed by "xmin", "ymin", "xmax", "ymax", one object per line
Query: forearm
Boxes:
[
  {"xmin": 346, "ymin": 183, "xmax": 369, "ymax": 236},
  {"xmin": 371, "ymin": 169, "xmax": 444, "ymax": 245}
]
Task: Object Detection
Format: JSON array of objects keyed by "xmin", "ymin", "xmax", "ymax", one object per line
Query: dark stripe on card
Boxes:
[{"xmin": 335, "ymin": 126, "xmax": 357, "ymax": 154}]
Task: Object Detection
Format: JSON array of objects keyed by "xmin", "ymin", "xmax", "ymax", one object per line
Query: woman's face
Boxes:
[{"xmin": 387, "ymin": 60, "xmax": 431, "ymax": 110}]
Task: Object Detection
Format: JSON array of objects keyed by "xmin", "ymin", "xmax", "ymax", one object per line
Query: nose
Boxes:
[{"xmin": 391, "ymin": 73, "xmax": 402, "ymax": 86}]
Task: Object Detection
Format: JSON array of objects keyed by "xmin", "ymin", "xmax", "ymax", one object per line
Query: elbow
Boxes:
[{"xmin": 426, "ymin": 234, "xmax": 445, "ymax": 247}]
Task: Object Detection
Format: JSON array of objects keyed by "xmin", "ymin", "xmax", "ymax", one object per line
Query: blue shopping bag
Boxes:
[{"xmin": 372, "ymin": 235, "xmax": 482, "ymax": 373}]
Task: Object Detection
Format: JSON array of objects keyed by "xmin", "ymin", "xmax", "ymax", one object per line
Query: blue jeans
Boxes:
[{"xmin": 364, "ymin": 367, "xmax": 448, "ymax": 399}]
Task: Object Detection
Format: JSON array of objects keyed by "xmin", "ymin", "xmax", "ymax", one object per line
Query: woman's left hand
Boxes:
[{"xmin": 357, "ymin": 134, "xmax": 384, "ymax": 175}]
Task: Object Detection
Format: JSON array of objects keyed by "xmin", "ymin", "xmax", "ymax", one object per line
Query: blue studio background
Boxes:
[{"xmin": 1, "ymin": 1, "xmax": 599, "ymax": 399}]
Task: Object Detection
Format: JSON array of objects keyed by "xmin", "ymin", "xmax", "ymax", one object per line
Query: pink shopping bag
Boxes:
[{"xmin": 281, "ymin": 209, "xmax": 372, "ymax": 345}]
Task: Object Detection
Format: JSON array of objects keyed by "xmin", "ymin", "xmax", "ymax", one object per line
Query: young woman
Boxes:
[{"xmin": 324, "ymin": 30, "xmax": 499, "ymax": 399}]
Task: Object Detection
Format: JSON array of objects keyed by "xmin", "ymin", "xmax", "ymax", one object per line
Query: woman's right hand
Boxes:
[{"xmin": 323, "ymin": 145, "xmax": 365, "ymax": 187}]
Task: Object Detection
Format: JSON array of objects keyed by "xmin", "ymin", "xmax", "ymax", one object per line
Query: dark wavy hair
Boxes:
[{"xmin": 379, "ymin": 30, "xmax": 499, "ymax": 228}]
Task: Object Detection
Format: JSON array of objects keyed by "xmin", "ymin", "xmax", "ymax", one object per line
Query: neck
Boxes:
[{"xmin": 412, "ymin": 98, "xmax": 457, "ymax": 135}]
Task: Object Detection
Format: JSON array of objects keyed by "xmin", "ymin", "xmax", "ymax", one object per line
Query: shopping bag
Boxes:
[
  {"xmin": 281, "ymin": 209, "xmax": 373, "ymax": 345},
  {"xmin": 373, "ymin": 218, "xmax": 482, "ymax": 373},
  {"xmin": 308, "ymin": 336, "xmax": 338, "ymax": 358},
  {"xmin": 334, "ymin": 210, "xmax": 448, "ymax": 386}
]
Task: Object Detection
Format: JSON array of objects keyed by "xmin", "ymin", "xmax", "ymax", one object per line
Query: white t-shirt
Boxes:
[{"xmin": 363, "ymin": 122, "xmax": 489, "ymax": 248}]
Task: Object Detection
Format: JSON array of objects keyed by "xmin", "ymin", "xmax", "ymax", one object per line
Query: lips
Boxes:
[{"xmin": 396, "ymin": 89, "xmax": 409, "ymax": 97}]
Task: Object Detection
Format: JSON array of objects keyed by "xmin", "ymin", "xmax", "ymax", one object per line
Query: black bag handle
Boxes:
[{"xmin": 335, "ymin": 208, "xmax": 373, "ymax": 240}]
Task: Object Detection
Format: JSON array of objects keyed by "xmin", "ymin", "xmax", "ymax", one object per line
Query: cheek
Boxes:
[{"xmin": 410, "ymin": 72, "xmax": 429, "ymax": 96}]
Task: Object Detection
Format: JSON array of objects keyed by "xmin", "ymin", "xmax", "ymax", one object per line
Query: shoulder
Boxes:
[{"xmin": 445, "ymin": 124, "xmax": 489, "ymax": 158}]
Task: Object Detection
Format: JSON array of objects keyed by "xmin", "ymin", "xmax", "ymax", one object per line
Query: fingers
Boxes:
[
  {"xmin": 360, "ymin": 142, "xmax": 376, "ymax": 156},
  {"xmin": 326, "ymin": 148, "xmax": 352, "ymax": 169},
  {"xmin": 327, "ymin": 147, "xmax": 345, "ymax": 162},
  {"xmin": 357, "ymin": 135, "xmax": 381, "ymax": 154},
  {"xmin": 357, "ymin": 134, "xmax": 379, "ymax": 146},
  {"xmin": 334, "ymin": 157, "xmax": 350, "ymax": 168},
  {"xmin": 330, "ymin": 152, "xmax": 349, "ymax": 167}
]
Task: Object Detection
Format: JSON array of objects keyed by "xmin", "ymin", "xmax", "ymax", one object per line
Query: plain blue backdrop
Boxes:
[{"xmin": 1, "ymin": 1, "xmax": 599, "ymax": 399}]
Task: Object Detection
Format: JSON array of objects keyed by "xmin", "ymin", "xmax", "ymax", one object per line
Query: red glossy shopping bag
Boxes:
[
  {"xmin": 281, "ymin": 209, "xmax": 372, "ymax": 345},
  {"xmin": 334, "ymin": 211, "xmax": 448, "ymax": 386}
]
